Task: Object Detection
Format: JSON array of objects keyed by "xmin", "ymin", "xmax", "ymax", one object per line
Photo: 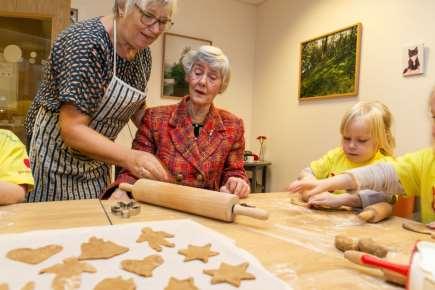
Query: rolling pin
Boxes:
[
  {"xmin": 358, "ymin": 202, "xmax": 393, "ymax": 223},
  {"xmin": 119, "ymin": 179, "xmax": 269, "ymax": 222},
  {"xmin": 344, "ymin": 250, "xmax": 408, "ymax": 286}
]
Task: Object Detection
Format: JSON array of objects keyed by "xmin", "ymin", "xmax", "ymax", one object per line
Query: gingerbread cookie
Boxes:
[
  {"xmin": 136, "ymin": 227, "xmax": 175, "ymax": 251},
  {"xmin": 39, "ymin": 257, "xmax": 96, "ymax": 290},
  {"xmin": 79, "ymin": 237, "xmax": 129, "ymax": 260},
  {"xmin": 94, "ymin": 276, "xmax": 135, "ymax": 290},
  {"xmin": 204, "ymin": 262, "xmax": 255, "ymax": 287},
  {"xmin": 164, "ymin": 277, "xmax": 198, "ymax": 290},
  {"xmin": 6, "ymin": 244, "xmax": 62, "ymax": 265},
  {"xmin": 178, "ymin": 244, "xmax": 219, "ymax": 263},
  {"xmin": 121, "ymin": 255, "xmax": 163, "ymax": 277}
]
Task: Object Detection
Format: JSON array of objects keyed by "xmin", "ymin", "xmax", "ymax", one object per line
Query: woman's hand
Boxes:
[
  {"xmin": 109, "ymin": 188, "xmax": 130, "ymax": 201},
  {"xmin": 126, "ymin": 150, "xmax": 170, "ymax": 181},
  {"xmin": 220, "ymin": 177, "xmax": 250, "ymax": 198}
]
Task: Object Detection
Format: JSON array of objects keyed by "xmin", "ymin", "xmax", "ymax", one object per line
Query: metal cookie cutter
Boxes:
[{"xmin": 111, "ymin": 201, "xmax": 141, "ymax": 218}]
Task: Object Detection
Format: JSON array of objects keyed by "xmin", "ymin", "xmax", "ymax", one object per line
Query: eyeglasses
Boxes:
[{"xmin": 135, "ymin": 3, "xmax": 173, "ymax": 31}]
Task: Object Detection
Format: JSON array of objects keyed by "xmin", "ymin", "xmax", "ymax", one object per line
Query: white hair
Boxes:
[
  {"xmin": 113, "ymin": 0, "xmax": 177, "ymax": 18},
  {"xmin": 181, "ymin": 45, "xmax": 231, "ymax": 93}
]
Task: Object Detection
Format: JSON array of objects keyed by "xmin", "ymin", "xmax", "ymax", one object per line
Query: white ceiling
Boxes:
[{"xmin": 235, "ymin": 0, "xmax": 267, "ymax": 5}]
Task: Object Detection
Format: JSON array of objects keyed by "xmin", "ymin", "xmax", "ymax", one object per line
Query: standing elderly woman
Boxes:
[
  {"xmin": 105, "ymin": 45, "xmax": 250, "ymax": 199},
  {"xmin": 24, "ymin": 0, "xmax": 176, "ymax": 202}
]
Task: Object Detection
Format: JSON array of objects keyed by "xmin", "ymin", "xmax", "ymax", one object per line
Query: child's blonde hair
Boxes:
[{"xmin": 340, "ymin": 101, "xmax": 395, "ymax": 156}]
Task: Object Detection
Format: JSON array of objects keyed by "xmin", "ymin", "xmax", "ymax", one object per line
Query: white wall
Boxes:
[
  {"xmin": 253, "ymin": 0, "xmax": 434, "ymax": 191},
  {"xmin": 71, "ymin": 0, "xmax": 257, "ymax": 149}
]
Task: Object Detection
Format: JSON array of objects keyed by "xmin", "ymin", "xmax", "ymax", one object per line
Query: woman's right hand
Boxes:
[
  {"xmin": 125, "ymin": 150, "xmax": 170, "ymax": 181},
  {"xmin": 109, "ymin": 188, "xmax": 130, "ymax": 201}
]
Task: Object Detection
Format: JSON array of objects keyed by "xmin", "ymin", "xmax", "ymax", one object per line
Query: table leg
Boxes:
[
  {"xmin": 251, "ymin": 167, "xmax": 257, "ymax": 193},
  {"xmin": 261, "ymin": 166, "xmax": 267, "ymax": 192}
]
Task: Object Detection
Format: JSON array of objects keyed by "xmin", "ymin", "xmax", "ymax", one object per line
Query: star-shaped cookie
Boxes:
[
  {"xmin": 164, "ymin": 277, "xmax": 198, "ymax": 290},
  {"xmin": 39, "ymin": 257, "xmax": 96, "ymax": 290},
  {"xmin": 136, "ymin": 227, "xmax": 175, "ymax": 251},
  {"xmin": 94, "ymin": 276, "xmax": 135, "ymax": 290},
  {"xmin": 178, "ymin": 244, "xmax": 219, "ymax": 263},
  {"xmin": 121, "ymin": 254, "xmax": 163, "ymax": 277},
  {"xmin": 203, "ymin": 262, "xmax": 256, "ymax": 287},
  {"xmin": 78, "ymin": 237, "xmax": 129, "ymax": 260}
]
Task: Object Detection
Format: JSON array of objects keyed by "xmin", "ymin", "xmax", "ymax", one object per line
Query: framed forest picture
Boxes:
[
  {"xmin": 298, "ymin": 23, "xmax": 362, "ymax": 101},
  {"xmin": 161, "ymin": 33, "xmax": 212, "ymax": 98}
]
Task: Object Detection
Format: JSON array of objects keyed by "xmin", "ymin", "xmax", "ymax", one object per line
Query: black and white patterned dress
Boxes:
[{"xmin": 25, "ymin": 17, "xmax": 151, "ymax": 202}]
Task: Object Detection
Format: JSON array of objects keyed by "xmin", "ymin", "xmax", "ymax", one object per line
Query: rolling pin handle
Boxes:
[
  {"xmin": 119, "ymin": 183, "xmax": 134, "ymax": 193},
  {"xmin": 233, "ymin": 204, "xmax": 269, "ymax": 220}
]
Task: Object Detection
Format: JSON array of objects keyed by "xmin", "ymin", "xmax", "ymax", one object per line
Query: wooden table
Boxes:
[
  {"xmin": 101, "ymin": 192, "xmax": 434, "ymax": 290},
  {"xmin": 0, "ymin": 199, "xmax": 109, "ymax": 234},
  {"xmin": 1, "ymin": 193, "xmax": 432, "ymax": 290}
]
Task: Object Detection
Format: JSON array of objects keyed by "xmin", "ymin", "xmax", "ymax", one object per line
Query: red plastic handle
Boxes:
[{"xmin": 361, "ymin": 255, "xmax": 409, "ymax": 276}]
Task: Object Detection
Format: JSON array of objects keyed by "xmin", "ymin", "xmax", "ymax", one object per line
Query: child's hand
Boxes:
[
  {"xmin": 287, "ymin": 179, "xmax": 325, "ymax": 194},
  {"xmin": 308, "ymin": 192, "xmax": 348, "ymax": 209},
  {"xmin": 288, "ymin": 174, "xmax": 355, "ymax": 199}
]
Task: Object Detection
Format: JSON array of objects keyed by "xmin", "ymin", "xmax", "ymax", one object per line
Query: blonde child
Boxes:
[
  {"xmin": 288, "ymin": 101, "xmax": 395, "ymax": 209},
  {"xmin": 0, "ymin": 129, "xmax": 34, "ymax": 204},
  {"xmin": 288, "ymin": 90, "xmax": 435, "ymax": 225}
]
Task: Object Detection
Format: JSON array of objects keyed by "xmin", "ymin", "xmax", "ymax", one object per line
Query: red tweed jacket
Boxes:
[{"xmin": 106, "ymin": 96, "xmax": 248, "ymax": 195}]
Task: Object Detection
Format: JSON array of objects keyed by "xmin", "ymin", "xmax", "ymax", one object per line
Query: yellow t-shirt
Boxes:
[
  {"xmin": 0, "ymin": 129, "xmax": 34, "ymax": 191},
  {"xmin": 310, "ymin": 147, "xmax": 393, "ymax": 194},
  {"xmin": 393, "ymin": 148, "xmax": 435, "ymax": 223}
]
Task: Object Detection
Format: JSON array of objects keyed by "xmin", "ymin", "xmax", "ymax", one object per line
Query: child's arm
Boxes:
[
  {"xmin": 308, "ymin": 192, "xmax": 362, "ymax": 208},
  {"xmin": 288, "ymin": 163, "xmax": 404, "ymax": 198},
  {"xmin": 0, "ymin": 181, "xmax": 26, "ymax": 205},
  {"xmin": 308, "ymin": 190, "xmax": 389, "ymax": 209},
  {"xmin": 358, "ymin": 190, "xmax": 389, "ymax": 208}
]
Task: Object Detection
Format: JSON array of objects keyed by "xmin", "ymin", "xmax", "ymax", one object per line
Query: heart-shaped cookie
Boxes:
[{"xmin": 6, "ymin": 245, "xmax": 63, "ymax": 264}]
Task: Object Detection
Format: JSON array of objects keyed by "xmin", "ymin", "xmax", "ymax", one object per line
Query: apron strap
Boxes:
[{"xmin": 113, "ymin": 19, "xmax": 117, "ymax": 75}]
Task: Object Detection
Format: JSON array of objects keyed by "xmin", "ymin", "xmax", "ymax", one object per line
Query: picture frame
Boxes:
[
  {"xmin": 402, "ymin": 44, "xmax": 424, "ymax": 77},
  {"xmin": 298, "ymin": 23, "xmax": 362, "ymax": 101},
  {"xmin": 161, "ymin": 33, "xmax": 212, "ymax": 98}
]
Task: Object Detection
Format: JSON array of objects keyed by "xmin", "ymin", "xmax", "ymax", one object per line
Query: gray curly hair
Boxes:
[
  {"xmin": 113, "ymin": 0, "xmax": 177, "ymax": 18},
  {"xmin": 181, "ymin": 45, "xmax": 231, "ymax": 93}
]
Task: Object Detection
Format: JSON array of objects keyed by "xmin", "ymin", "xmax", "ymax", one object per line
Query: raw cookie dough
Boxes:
[
  {"xmin": 121, "ymin": 255, "xmax": 163, "ymax": 277},
  {"xmin": 178, "ymin": 244, "xmax": 219, "ymax": 263},
  {"xmin": 79, "ymin": 237, "xmax": 128, "ymax": 260},
  {"xmin": 136, "ymin": 227, "xmax": 175, "ymax": 252},
  {"xmin": 204, "ymin": 262, "xmax": 255, "ymax": 287}
]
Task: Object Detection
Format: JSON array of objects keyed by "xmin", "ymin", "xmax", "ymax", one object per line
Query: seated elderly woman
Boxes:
[{"xmin": 104, "ymin": 45, "xmax": 250, "ymax": 199}]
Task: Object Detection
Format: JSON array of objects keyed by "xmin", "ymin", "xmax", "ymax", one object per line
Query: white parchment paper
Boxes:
[{"xmin": 0, "ymin": 219, "xmax": 291, "ymax": 290}]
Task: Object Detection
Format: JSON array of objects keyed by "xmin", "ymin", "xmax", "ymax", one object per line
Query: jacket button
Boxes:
[
  {"xmin": 176, "ymin": 173, "xmax": 183, "ymax": 182},
  {"xmin": 196, "ymin": 174, "xmax": 204, "ymax": 182}
]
